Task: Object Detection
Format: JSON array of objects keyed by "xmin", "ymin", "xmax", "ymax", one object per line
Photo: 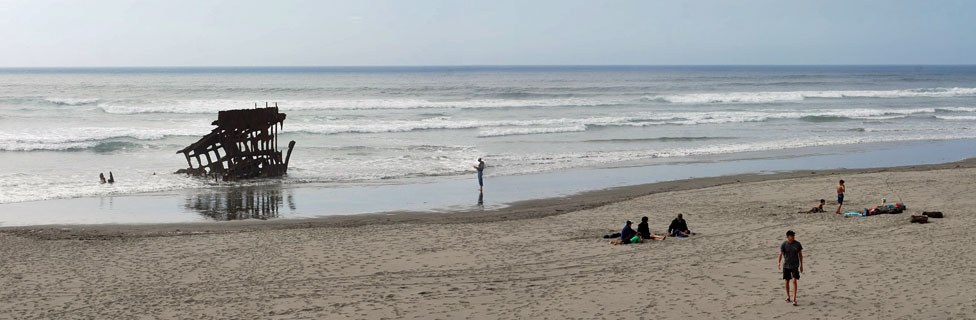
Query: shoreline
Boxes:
[
  {"xmin": 7, "ymin": 156, "xmax": 976, "ymax": 240},
  {"xmin": 4, "ymin": 152, "xmax": 976, "ymax": 318}
]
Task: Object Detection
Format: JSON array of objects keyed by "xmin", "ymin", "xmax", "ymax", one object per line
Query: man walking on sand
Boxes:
[
  {"xmin": 778, "ymin": 230, "xmax": 803, "ymax": 306},
  {"xmin": 474, "ymin": 158, "xmax": 485, "ymax": 191},
  {"xmin": 835, "ymin": 179, "xmax": 846, "ymax": 214}
]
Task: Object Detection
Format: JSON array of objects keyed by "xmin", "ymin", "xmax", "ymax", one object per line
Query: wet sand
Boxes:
[{"xmin": 3, "ymin": 159, "xmax": 976, "ymax": 319}]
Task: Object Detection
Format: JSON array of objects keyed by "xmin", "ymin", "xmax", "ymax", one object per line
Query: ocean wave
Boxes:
[
  {"xmin": 583, "ymin": 137, "xmax": 736, "ymax": 143},
  {"xmin": 283, "ymin": 108, "xmax": 954, "ymax": 137},
  {"xmin": 0, "ymin": 125, "xmax": 208, "ymax": 151},
  {"xmin": 645, "ymin": 87, "xmax": 976, "ymax": 104},
  {"xmin": 96, "ymin": 98, "xmax": 621, "ymax": 114},
  {"xmin": 934, "ymin": 107, "xmax": 976, "ymax": 113},
  {"xmin": 934, "ymin": 115, "xmax": 976, "ymax": 121},
  {"xmin": 488, "ymin": 133, "xmax": 976, "ymax": 174},
  {"xmin": 799, "ymin": 115, "xmax": 854, "ymax": 122},
  {"xmin": 478, "ymin": 125, "xmax": 587, "ymax": 137},
  {"xmin": 44, "ymin": 97, "xmax": 100, "ymax": 106}
]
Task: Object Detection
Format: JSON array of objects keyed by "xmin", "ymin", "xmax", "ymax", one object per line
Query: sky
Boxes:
[{"xmin": 0, "ymin": 0, "xmax": 974, "ymax": 67}]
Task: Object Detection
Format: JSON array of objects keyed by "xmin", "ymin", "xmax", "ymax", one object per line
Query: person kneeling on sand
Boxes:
[
  {"xmin": 798, "ymin": 199, "xmax": 826, "ymax": 213},
  {"xmin": 637, "ymin": 216, "xmax": 666, "ymax": 241},
  {"xmin": 609, "ymin": 220, "xmax": 641, "ymax": 245},
  {"xmin": 668, "ymin": 214, "xmax": 695, "ymax": 237}
]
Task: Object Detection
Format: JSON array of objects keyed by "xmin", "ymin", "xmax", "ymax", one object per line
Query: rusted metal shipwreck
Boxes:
[{"xmin": 177, "ymin": 106, "xmax": 295, "ymax": 181}]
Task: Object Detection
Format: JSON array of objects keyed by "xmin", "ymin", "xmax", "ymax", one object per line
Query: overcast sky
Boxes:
[{"xmin": 1, "ymin": 0, "xmax": 973, "ymax": 67}]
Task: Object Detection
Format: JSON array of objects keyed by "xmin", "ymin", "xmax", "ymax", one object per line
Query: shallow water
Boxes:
[{"xmin": 2, "ymin": 139, "xmax": 974, "ymax": 227}]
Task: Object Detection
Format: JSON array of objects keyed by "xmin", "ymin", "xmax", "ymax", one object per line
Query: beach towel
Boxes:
[{"xmin": 844, "ymin": 211, "xmax": 866, "ymax": 216}]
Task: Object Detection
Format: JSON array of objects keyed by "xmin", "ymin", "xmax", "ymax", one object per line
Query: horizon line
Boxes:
[{"xmin": 2, "ymin": 64, "xmax": 976, "ymax": 69}]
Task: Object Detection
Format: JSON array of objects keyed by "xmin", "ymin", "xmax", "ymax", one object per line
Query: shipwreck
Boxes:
[{"xmin": 177, "ymin": 106, "xmax": 295, "ymax": 181}]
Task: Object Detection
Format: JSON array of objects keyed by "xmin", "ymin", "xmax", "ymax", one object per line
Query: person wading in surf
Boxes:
[{"xmin": 473, "ymin": 158, "xmax": 485, "ymax": 191}]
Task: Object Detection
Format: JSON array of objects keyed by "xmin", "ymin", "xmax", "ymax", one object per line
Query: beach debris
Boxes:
[
  {"xmin": 922, "ymin": 211, "xmax": 944, "ymax": 218},
  {"xmin": 177, "ymin": 105, "xmax": 295, "ymax": 181},
  {"xmin": 910, "ymin": 215, "xmax": 929, "ymax": 224}
]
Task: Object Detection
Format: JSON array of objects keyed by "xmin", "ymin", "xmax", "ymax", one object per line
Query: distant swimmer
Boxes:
[
  {"xmin": 473, "ymin": 158, "xmax": 485, "ymax": 191},
  {"xmin": 99, "ymin": 173, "xmax": 107, "ymax": 184},
  {"xmin": 835, "ymin": 180, "xmax": 845, "ymax": 214},
  {"xmin": 108, "ymin": 171, "xmax": 115, "ymax": 184}
]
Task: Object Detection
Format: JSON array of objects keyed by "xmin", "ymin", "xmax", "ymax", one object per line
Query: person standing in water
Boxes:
[
  {"xmin": 835, "ymin": 180, "xmax": 845, "ymax": 214},
  {"xmin": 473, "ymin": 158, "xmax": 485, "ymax": 191}
]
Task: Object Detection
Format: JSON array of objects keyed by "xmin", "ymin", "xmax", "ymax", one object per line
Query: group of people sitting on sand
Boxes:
[{"xmin": 609, "ymin": 214, "xmax": 695, "ymax": 245}]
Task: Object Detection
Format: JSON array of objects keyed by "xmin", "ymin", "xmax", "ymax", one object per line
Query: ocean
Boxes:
[{"xmin": 2, "ymin": 65, "xmax": 976, "ymax": 209}]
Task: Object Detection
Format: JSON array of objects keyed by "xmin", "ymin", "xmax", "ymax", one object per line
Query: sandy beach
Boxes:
[{"xmin": 3, "ymin": 160, "xmax": 976, "ymax": 319}]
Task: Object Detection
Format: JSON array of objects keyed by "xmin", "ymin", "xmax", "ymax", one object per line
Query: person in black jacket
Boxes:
[
  {"xmin": 668, "ymin": 214, "xmax": 695, "ymax": 237},
  {"xmin": 637, "ymin": 216, "xmax": 667, "ymax": 241}
]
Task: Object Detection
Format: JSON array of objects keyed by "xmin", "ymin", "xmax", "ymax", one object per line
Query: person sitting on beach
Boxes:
[
  {"xmin": 609, "ymin": 220, "xmax": 641, "ymax": 245},
  {"xmin": 637, "ymin": 216, "xmax": 667, "ymax": 241},
  {"xmin": 99, "ymin": 173, "xmax": 107, "ymax": 184},
  {"xmin": 108, "ymin": 171, "xmax": 115, "ymax": 184},
  {"xmin": 668, "ymin": 214, "xmax": 695, "ymax": 237},
  {"xmin": 798, "ymin": 199, "xmax": 826, "ymax": 213}
]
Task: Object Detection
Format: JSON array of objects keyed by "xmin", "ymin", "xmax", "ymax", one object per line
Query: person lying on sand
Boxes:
[
  {"xmin": 637, "ymin": 216, "xmax": 666, "ymax": 241},
  {"xmin": 668, "ymin": 214, "xmax": 695, "ymax": 237},
  {"xmin": 609, "ymin": 220, "xmax": 641, "ymax": 245},
  {"xmin": 798, "ymin": 199, "xmax": 826, "ymax": 213}
]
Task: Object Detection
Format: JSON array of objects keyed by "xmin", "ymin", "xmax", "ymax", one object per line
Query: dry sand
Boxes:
[{"xmin": 3, "ymin": 161, "xmax": 976, "ymax": 319}]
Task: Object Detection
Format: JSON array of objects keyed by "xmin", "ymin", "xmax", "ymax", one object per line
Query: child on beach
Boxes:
[
  {"xmin": 799, "ymin": 199, "xmax": 826, "ymax": 213},
  {"xmin": 835, "ymin": 180, "xmax": 846, "ymax": 214}
]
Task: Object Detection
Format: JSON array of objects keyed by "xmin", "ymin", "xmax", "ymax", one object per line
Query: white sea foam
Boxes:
[
  {"xmin": 478, "ymin": 125, "xmax": 588, "ymax": 137},
  {"xmin": 935, "ymin": 116, "xmax": 976, "ymax": 121},
  {"xmin": 282, "ymin": 108, "xmax": 950, "ymax": 136},
  {"xmin": 44, "ymin": 97, "xmax": 100, "ymax": 106},
  {"xmin": 0, "ymin": 170, "xmax": 207, "ymax": 204},
  {"xmin": 0, "ymin": 125, "xmax": 209, "ymax": 151},
  {"xmin": 481, "ymin": 131, "xmax": 976, "ymax": 177},
  {"xmin": 935, "ymin": 107, "xmax": 976, "ymax": 113},
  {"xmin": 647, "ymin": 87, "xmax": 976, "ymax": 104},
  {"xmin": 97, "ymin": 97, "xmax": 620, "ymax": 114}
]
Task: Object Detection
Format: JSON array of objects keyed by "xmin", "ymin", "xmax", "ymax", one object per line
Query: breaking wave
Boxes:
[
  {"xmin": 96, "ymin": 98, "xmax": 621, "ymax": 114},
  {"xmin": 645, "ymin": 87, "xmax": 976, "ymax": 104},
  {"xmin": 478, "ymin": 125, "xmax": 587, "ymax": 137},
  {"xmin": 0, "ymin": 126, "xmax": 208, "ymax": 151}
]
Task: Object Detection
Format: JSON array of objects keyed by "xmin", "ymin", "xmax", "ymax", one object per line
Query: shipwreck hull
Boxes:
[{"xmin": 177, "ymin": 107, "xmax": 295, "ymax": 181}]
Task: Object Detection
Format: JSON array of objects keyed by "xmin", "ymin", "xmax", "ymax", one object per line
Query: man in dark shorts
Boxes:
[{"xmin": 778, "ymin": 230, "xmax": 804, "ymax": 306}]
